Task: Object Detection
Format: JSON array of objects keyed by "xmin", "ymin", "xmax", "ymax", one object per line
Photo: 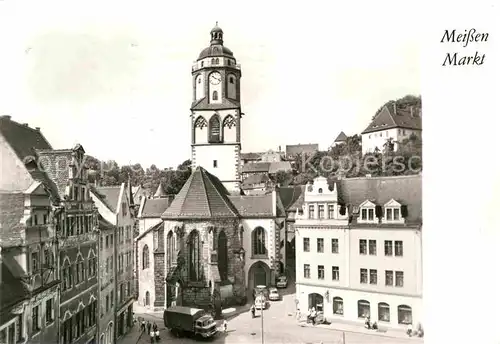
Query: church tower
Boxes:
[{"xmin": 190, "ymin": 23, "xmax": 242, "ymax": 193}]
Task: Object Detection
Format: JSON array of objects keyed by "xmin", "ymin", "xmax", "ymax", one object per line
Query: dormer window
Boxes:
[
  {"xmin": 358, "ymin": 200, "xmax": 377, "ymax": 223},
  {"xmin": 383, "ymin": 199, "xmax": 405, "ymax": 224},
  {"xmin": 318, "ymin": 188, "xmax": 323, "ymax": 194}
]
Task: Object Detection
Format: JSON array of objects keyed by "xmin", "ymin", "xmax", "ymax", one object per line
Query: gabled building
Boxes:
[
  {"xmin": 361, "ymin": 103, "xmax": 422, "ymax": 154},
  {"xmin": 294, "ymin": 175, "xmax": 422, "ymax": 329},
  {"xmin": 90, "ymin": 183, "xmax": 136, "ymax": 342},
  {"xmin": 331, "ymin": 131, "xmax": 348, "ymax": 148}
]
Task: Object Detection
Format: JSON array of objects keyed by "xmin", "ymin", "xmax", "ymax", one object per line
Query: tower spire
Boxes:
[{"xmin": 210, "ymin": 23, "xmax": 223, "ymax": 45}]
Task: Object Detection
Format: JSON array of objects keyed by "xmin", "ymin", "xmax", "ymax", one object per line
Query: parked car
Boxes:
[
  {"xmin": 276, "ymin": 275, "xmax": 288, "ymax": 288},
  {"xmin": 254, "ymin": 295, "xmax": 267, "ymax": 310},
  {"xmin": 253, "ymin": 285, "xmax": 269, "ymax": 299},
  {"xmin": 268, "ymin": 287, "xmax": 280, "ymax": 301}
]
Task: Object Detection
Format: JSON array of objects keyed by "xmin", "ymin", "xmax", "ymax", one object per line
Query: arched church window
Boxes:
[
  {"xmin": 211, "ymin": 58, "xmax": 216, "ymax": 65},
  {"xmin": 198, "ymin": 77, "xmax": 201, "ymax": 84},
  {"xmin": 212, "ymin": 91, "xmax": 218, "ymax": 101},
  {"xmin": 252, "ymin": 227, "xmax": 267, "ymax": 256},
  {"xmin": 188, "ymin": 230, "xmax": 202, "ymax": 281},
  {"xmin": 208, "ymin": 115, "xmax": 221, "ymax": 143},
  {"xmin": 142, "ymin": 245, "xmax": 149, "ymax": 269},
  {"xmin": 229, "ymin": 77, "xmax": 234, "ymax": 84},
  {"xmin": 217, "ymin": 231, "xmax": 228, "ymax": 281},
  {"xmin": 201, "ymin": 61, "xmax": 204, "ymax": 67},
  {"xmin": 194, "ymin": 116, "xmax": 207, "ymax": 129},
  {"xmin": 215, "ymin": 58, "xmax": 219, "ymax": 65},
  {"xmin": 167, "ymin": 231, "xmax": 174, "ymax": 268},
  {"xmin": 223, "ymin": 115, "xmax": 236, "ymax": 129}
]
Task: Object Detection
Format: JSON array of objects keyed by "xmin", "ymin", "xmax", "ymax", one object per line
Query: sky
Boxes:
[{"xmin": 0, "ymin": 0, "xmax": 420, "ymax": 169}]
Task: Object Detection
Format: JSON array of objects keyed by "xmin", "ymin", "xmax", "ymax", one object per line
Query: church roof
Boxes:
[
  {"xmin": 197, "ymin": 24, "xmax": 234, "ymax": 60},
  {"xmin": 334, "ymin": 131, "xmax": 348, "ymax": 142},
  {"xmin": 162, "ymin": 166, "xmax": 239, "ymax": 220},
  {"xmin": 141, "ymin": 197, "xmax": 174, "ymax": 218},
  {"xmin": 191, "ymin": 97, "xmax": 239, "ymax": 111}
]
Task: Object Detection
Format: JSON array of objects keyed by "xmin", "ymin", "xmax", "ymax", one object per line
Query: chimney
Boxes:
[
  {"xmin": 1, "ymin": 115, "xmax": 11, "ymax": 120},
  {"xmin": 35, "ymin": 127, "xmax": 40, "ymax": 131}
]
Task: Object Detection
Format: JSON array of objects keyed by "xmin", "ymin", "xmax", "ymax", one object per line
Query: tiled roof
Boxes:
[
  {"xmin": 362, "ymin": 105, "xmax": 422, "ymax": 134},
  {"xmin": 135, "ymin": 221, "xmax": 163, "ymax": 241},
  {"xmin": 228, "ymin": 193, "xmax": 285, "ymax": 217},
  {"xmin": 95, "ymin": 186, "xmax": 122, "ymax": 213},
  {"xmin": 335, "ymin": 131, "xmax": 348, "ymax": 142},
  {"xmin": 286, "ymin": 144, "xmax": 319, "ymax": 157},
  {"xmin": 337, "ymin": 175, "xmax": 422, "ymax": 224},
  {"xmin": 0, "ymin": 258, "xmax": 29, "ymax": 311},
  {"xmin": 35, "ymin": 149, "xmax": 73, "ymax": 197},
  {"xmin": 241, "ymin": 174, "xmax": 270, "ymax": 188},
  {"xmin": 242, "ymin": 162, "xmax": 270, "ymax": 174},
  {"xmin": 162, "ymin": 166, "xmax": 239, "ymax": 220},
  {"xmin": 0, "ymin": 116, "xmax": 52, "ymax": 161},
  {"xmin": 141, "ymin": 197, "xmax": 174, "ymax": 218},
  {"xmin": 0, "ymin": 193, "xmax": 26, "ymax": 247},
  {"xmin": 191, "ymin": 97, "xmax": 239, "ymax": 111},
  {"xmin": 278, "ymin": 186, "xmax": 306, "ymax": 212},
  {"xmin": 241, "ymin": 152, "xmax": 262, "ymax": 160},
  {"xmin": 154, "ymin": 184, "xmax": 168, "ymax": 198},
  {"xmin": 268, "ymin": 161, "xmax": 292, "ymax": 174},
  {"xmin": 98, "ymin": 214, "xmax": 115, "ymax": 230}
]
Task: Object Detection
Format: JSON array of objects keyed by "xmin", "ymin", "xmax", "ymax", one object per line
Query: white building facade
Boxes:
[{"xmin": 295, "ymin": 175, "xmax": 422, "ymax": 329}]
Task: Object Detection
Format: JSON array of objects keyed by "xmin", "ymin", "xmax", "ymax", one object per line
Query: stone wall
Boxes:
[{"xmin": 153, "ymin": 252, "xmax": 165, "ymax": 307}]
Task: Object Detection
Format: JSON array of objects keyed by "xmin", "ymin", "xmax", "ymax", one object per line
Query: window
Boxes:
[
  {"xmin": 317, "ymin": 238, "xmax": 324, "ymax": 253},
  {"xmin": 43, "ymin": 214, "xmax": 48, "ymax": 224},
  {"xmin": 252, "ymin": 227, "xmax": 267, "ymax": 256},
  {"xmin": 229, "ymin": 77, "xmax": 234, "ymax": 84},
  {"xmin": 46, "ymin": 299, "xmax": 54, "ymax": 324},
  {"xmin": 212, "ymin": 90, "xmax": 218, "ymax": 101},
  {"xmin": 318, "ymin": 205, "xmax": 325, "ymax": 219},
  {"xmin": 359, "ymin": 239, "xmax": 367, "ymax": 255},
  {"xmin": 378, "ymin": 302, "xmax": 390, "ymax": 322},
  {"xmin": 317, "ymin": 265, "xmax": 325, "ymax": 280},
  {"xmin": 333, "ymin": 297, "xmax": 343, "ymax": 315},
  {"xmin": 328, "ymin": 204, "xmax": 334, "ymax": 219},
  {"xmin": 386, "ymin": 208, "xmax": 393, "ymax": 220},
  {"xmin": 369, "ymin": 269, "xmax": 377, "ymax": 284},
  {"xmin": 303, "ymin": 264, "xmax": 310, "ymax": 278},
  {"xmin": 110, "ymin": 291, "xmax": 114, "ymax": 308},
  {"xmin": 208, "ymin": 115, "xmax": 221, "ymax": 143},
  {"xmin": 303, "ymin": 238, "xmax": 310, "ymax": 252},
  {"xmin": 361, "ymin": 208, "xmax": 367, "ymax": 220},
  {"xmin": 331, "ymin": 238, "xmax": 339, "ymax": 253},
  {"xmin": 31, "ymin": 251, "xmax": 39, "ymax": 272},
  {"xmin": 44, "ymin": 248, "xmax": 51, "ymax": 266},
  {"xmin": 369, "ymin": 240, "xmax": 377, "ymax": 255},
  {"xmin": 215, "ymin": 58, "xmax": 219, "ymax": 64},
  {"xmin": 188, "ymin": 230, "xmax": 202, "ymax": 281},
  {"xmin": 142, "ymin": 245, "xmax": 149, "ymax": 269},
  {"xmin": 201, "ymin": 61, "xmax": 204, "ymax": 67},
  {"xmin": 308, "ymin": 205, "xmax": 314, "ymax": 218},
  {"xmin": 145, "ymin": 291, "xmax": 150, "ymax": 306},
  {"xmin": 394, "ymin": 208, "xmax": 400, "ymax": 220},
  {"xmin": 360, "ymin": 268, "xmax": 368, "ymax": 284},
  {"xmin": 384, "ymin": 240, "xmax": 393, "ymax": 256},
  {"xmin": 318, "ymin": 188, "xmax": 323, "ymax": 193},
  {"xmin": 32, "ymin": 305, "xmax": 40, "ymax": 332},
  {"xmin": 385, "ymin": 270, "xmax": 394, "ymax": 286},
  {"xmin": 106, "ymin": 295, "xmax": 110, "ymax": 312},
  {"xmin": 122, "ymin": 203, "xmax": 127, "ymax": 216},
  {"xmin": 368, "ymin": 208, "xmax": 374, "ymax": 220},
  {"xmin": 357, "ymin": 300, "xmax": 370, "ymax": 318},
  {"xmin": 395, "ymin": 241, "xmax": 403, "ymax": 256},
  {"xmin": 398, "ymin": 305, "xmax": 412, "ymax": 324},
  {"xmin": 395, "ymin": 271, "xmax": 404, "ymax": 287},
  {"xmin": 106, "ymin": 236, "xmax": 109, "ymax": 248},
  {"xmin": 213, "ymin": 160, "xmax": 218, "ymax": 168},
  {"xmin": 217, "ymin": 230, "xmax": 229, "ymax": 281},
  {"xmin": 332, "ymin": 266, "xmax": 339, "ymax": 281}
]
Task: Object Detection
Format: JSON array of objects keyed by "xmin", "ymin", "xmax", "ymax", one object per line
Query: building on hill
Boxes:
[
  {"xmin": 190, "ymin": 24, "xmax": 244, "ymax": 193},
  {"xmin": 134, "ymin": 188, "xmax": 175, "ymax": 312},
  {"xmin": 241, "ymin": 174, "xmax": 273, "ymax": 195},
  {"xmin": 131, "ymin": 185, "xmax": 150, "ymax": 205},
  {"xmin": 240, "ymin": 152, "xmax": 262, "ymax": 166},
  {"xmin": 331, "ymin": 131, "xmax": 348, "ymax": 148},
  {"xmin": 294, "ymin": 174, "xmax": 422, "ymax": 329},
  {"xmin": 285, "ymin": 144, "xmax": 319, "ymax": 160},
  {"xmin": 361, "ymin": 103, "xmax": 422, "ymax": 154},
  {"xmin": 155, "ymin": 166, "xmax": 286, "ymax": 316},
  {"xmin": 260, "ymin": 150, "xmax": 283, "ymax": 163},
  {"xmin": 0, "ymin": 116, "xmax": 99, "ymax": 344},
  {"xmin": 90, "ymin": 182, "xmax": 136, "ymax": 344}
]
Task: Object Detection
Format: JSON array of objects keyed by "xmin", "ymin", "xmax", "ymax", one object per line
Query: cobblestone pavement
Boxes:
[{"xmin": 120, "ymin": 290, "xmax": 422, "ymax": 344}]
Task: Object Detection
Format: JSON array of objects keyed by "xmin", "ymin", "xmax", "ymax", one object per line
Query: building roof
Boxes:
[
  {"xmin": 141, "ymin": 197, "xmax": 175, "ymax": 218},
  {"xmin": 241, "ymin": 174, "xmax": 271, "ymax": 190},
  {"xmin": 285, "ymin": 144, "xmax": 319, "ymax": 157},
  {"xmin": 241, "ymin": 152, "xmax": 262, "ymax": 161},
  {"xmin": 242, "ymin": 162, "xmax": 270, "ymax": 174},
  {"xmin": 337, "ymin": 175, "xmax": 422, "ymax": 225},
  {"xmin": 0, "ymin": 193, "xmax": 26, "ymax": 247},
  {"xmin": 228, "ymin": 193, "xmax": 285, "ymax": 218},
  {"xmin": 135, "ymin": 221, "xmax": 164, "ymax": 241},
  {"xmin": 334, "ymin": 131, "xmax": 348, "ymax": 142},
  {"xmin": 0, "ymin": 116, "xmax": 52, "ymax": 161},
  {"xmin": 94, "ymin": 185, "xmax": 122, "ymax": 213},
  {"xmin": 162, "ymin": 166, "xmax": 239, "ymax": 220},
  {"xmin": 191, "ymin": 97, "xmax": 239, "ymax": 111},
  {"xmin": 268, "ymin": 161, "xmax": 292, "ymax": 174},
  {"xmin": 362, "ymin": 104, "xmax": 422, "ymax": 134},
  {"xmin": 98, "ymin": 214, "xmax": 115, "ymax": 230},
  {"xmin": 0, "ymin": 258, "xmax": 29, "ymax": 312},
  {"xmin": 154, "ymin": 183, "xmax": 168, "ymax": 198},
  {"xmin": 197, "ymin": 25, "xmax": 234, "ymax": 60}
]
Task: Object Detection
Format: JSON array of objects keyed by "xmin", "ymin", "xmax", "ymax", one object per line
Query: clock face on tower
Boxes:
[{"xmin": 209, "ymin": 72, "xmax": 222, "ymax": 85}]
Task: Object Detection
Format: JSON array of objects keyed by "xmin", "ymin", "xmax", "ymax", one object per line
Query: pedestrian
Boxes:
[
  {"xmin": 223, "ymin": 319, "xmax": 228, "ymax": 333},
  {"xmin": 152, "ymin": 322, "xmax": 158, "ymax": 332},
  {"xmin": 149, "ymin": 329, "xmax": 155, "ymax": 344},
  {"xmin": 146, "ymin": 321, "xmax": 152, "ymax": 334},
  {"xmin": 141, "ymin": 319, "xmax": 146, "ymax": 332},
  {"xmin": 155, "ymin": 329, "xmax": 160, "ymax": 342}
]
